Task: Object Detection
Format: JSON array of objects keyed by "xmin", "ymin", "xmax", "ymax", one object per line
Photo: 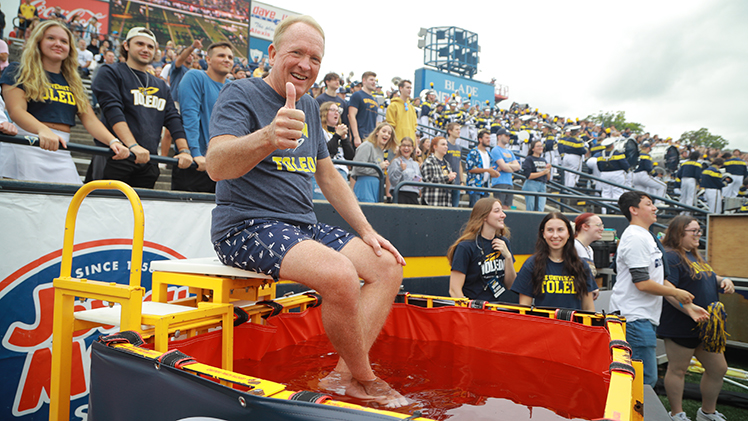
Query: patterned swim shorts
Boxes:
[{"xmin": 213, "ymin": 219, "xmax": 354, "ymax": 280}]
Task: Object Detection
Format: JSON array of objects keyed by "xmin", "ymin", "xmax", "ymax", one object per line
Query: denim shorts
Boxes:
[{"xmin": 213, "ymin": 219, "xmax": 354, "ymax": 280}]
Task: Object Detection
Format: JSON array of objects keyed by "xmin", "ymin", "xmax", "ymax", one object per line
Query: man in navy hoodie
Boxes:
[{"xmin": 88, "ymin": 27, "xmax": 192, "ymax": 187}]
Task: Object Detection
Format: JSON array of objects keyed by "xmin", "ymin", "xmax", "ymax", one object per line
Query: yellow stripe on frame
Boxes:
[
  {"xmin": 401, "ymin": 255, "xmax": 532, "ymax": 278},
  {"xmin": 276, "ymin": 255, "xmax": 533, "ymax": 283}
]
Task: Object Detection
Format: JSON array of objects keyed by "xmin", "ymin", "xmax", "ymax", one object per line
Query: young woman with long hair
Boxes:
[
  {"xmin": 447, "ymin": 197, "xmax": 517, "ymax": 303},
  {"xmin": 521, "ymin": 139, "xmax": 551, "ymax": 211},
  {"xmin": 350, "ymin": 121, "xmax": 397, "ymax": 203},
  {"xmin": 420, "ymin": 136, "xmax": 456, "ymax": 206},
  {"xmin": 511, "ymin": 212, "xmax": 596, "ymax": 311},
  {"xmin": 388, "ymin": 137, "xmax": 422, "ymax": 205},
  {"xmin": 416, "ymin": 137, "xmax": 430, "ymax": 164},
  {"xmin": 68, "ymin": 15, "xmax": 84, "ymax": 39},
  {"xmin": 319, "ymin": 101, "xmax": 353, "ymax": 180},
  {"xmin": 659, "ymin": 215, "xmax": 734, "ymax": 421},
  {"xmin": 0, "ymin": 20, "xmax": 128, "ymax": 183}
]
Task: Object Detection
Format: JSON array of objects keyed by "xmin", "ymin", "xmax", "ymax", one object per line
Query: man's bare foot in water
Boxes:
[
  {"xmin": 358, "ymin": 377, "xmax": 408, "ymax": 408},
  {"xmin": 319, "ymin": 371, "xmax": 373, "ymax": 400},
  {"xmin": 319, "ymin": 371, "xmax": 408, "ymax": 408}
]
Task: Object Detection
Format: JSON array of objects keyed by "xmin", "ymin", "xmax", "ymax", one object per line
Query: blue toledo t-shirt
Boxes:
[
  {"xmin": 451, "ymin": 236, "xmax": 518, "ymax": 303},
  {"xmin": 489, "ymin": 145, "xmax": 516, "ymax": 186},
  {"xmin": 657, "ymin": 251, "xmax": 720, "ymax": 339},
  {"xmin": 348, "ymin": 90, "xmax": 378, "ymax": 139},
  {"xmin": 208, "ymin": 78, "xmax": 329, "ymax": 242},
  {"xmin": 511, "ymin": 255, "xmax": 596, "ymax": 310},
  {"xmin": 0, "ymin": 62, "xmax": 77, "ymax": 126}
]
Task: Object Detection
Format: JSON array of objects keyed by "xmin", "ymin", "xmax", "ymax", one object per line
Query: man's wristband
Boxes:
[
  {"xmin": 109, "ymin": 138, "xmax": 122, "ymax": 146},
  {"xmin": 128, "ymin": 143, "xmax": 139, "ymax": 150},
  {"xmin": 177, "ymin": 149, "xmax": 191, "ymax": 155}
]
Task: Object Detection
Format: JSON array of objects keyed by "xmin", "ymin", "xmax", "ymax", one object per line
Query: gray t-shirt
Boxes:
[
  {"xmin": 350, "ymin": 141, "xmax": 384, "ymax": 178},
  {"xmin": 209, "ymin": 78, "xmax": 329, "ymax": 242}
]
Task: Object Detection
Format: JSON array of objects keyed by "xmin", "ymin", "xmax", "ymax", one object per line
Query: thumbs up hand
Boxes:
[{"xmin": 269, "ymin": 82, "xmax": 306, "ymax": 150}]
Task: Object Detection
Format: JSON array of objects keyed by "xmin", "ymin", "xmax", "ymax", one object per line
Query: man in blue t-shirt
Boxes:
[
  {"xmin": 315, "ymin": 72, "xmax": 348, "ymax": 126},
  {"xmin": 347, "ymin": 71, "xmax": 378, "ymax": 147},
  {"xmin": 490, "ymin": 128, "xmax": 520, "ymax": 207},
  {"xmin": 445, "ymin": 122, "xmax": 464, "ymax": 207},
  {"xmin": 206, "ymin": 16, "xmax": 407, "ymax": 408},
  {"xmin": 173, "ymin": 42, "xmax": 233, "ymax": 193},
  {"xmin": 170, "ymin": 38, "xmax": 203, "ymax": 104}
]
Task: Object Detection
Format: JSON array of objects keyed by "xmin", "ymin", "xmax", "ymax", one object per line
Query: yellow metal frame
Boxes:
[
  {"xmin": 400, "ymin": 293, "xmax": 643, "ymax": 421},
  {"xmin": 49, "ymin": 181, "xmax": 234, "ymax": 421},
  {"xmin": 151, "ymin": 271, "xmax": 276, "ymax": 307}
]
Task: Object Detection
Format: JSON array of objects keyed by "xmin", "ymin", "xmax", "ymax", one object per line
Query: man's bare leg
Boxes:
[
  {"xmin": 321, "ymin": 237, "xmax": 407, "ymax": 407},
  {"xmin": 279, "ymin": 240, "xmax": 376, "ymax": 384}
]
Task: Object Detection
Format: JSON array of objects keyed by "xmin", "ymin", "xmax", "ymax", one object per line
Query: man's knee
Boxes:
[
  {"xmin": 377, "ymin": 250, "xmax": 403, "ymax": 284},
  {"xmin": 344, "ymin": 238, "xmax": 402, "ymax": 288},
  {"xmin": 282, "ymin": 241, "xmax": 361, "ymax": 299}
]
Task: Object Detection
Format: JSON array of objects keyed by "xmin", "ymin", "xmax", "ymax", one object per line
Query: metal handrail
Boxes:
[
  {"xmin": 332, "ymin": 159, "xmax": 385, "ymax": 203},
  {"xmin": 0, "ymin": 135, "xmax": 387, "ymax": 201},
  {"xmin": 518, "ymin": 152, "xmax": 708, "ymax": 215},
  {"xmin": 413, "ymin": 122, "xmax": 707, "ymax": 215},
  {"xmin": 0, "ymin": 133, "xmax": 183, "ymax": 165},
  {"xmin": 392, "ymin": 181, "xmax": 621, "ymax": 205}
]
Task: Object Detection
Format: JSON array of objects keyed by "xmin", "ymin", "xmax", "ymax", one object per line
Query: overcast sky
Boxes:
[{"xmin": 273, "ymin": 0, "xmax": 748, "ymax": 150}]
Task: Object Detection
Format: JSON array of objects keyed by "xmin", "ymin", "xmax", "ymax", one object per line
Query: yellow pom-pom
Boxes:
[{"xmin": 698, "ymin": 301, "xmax": 729, "ymax": 353}]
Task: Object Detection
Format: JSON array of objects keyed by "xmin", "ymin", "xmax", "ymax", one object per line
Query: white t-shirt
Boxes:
[
  {"xmin": 77, "ymin": 48, "xmax": 93, "ymax": 68},
  {"xmin": 161, "ymin": 63, "xmax": 172, "ymax": 83},
  {"xmin": 575, "ymin": 239, "xmax": 594, "ymax": 261},
  {"xmin": 609, "ymin": 225, "xmax": 665, "ymax": 324},
  {"xmin": 479, "ymin": 149, "xmax": 490, "ymax": 184}
]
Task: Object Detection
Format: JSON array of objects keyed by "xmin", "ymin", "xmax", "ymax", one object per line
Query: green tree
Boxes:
[
  {"xmin": 585, "ymin": 111, "xmax": 645, "ymax": 134},
  {"xmin": 678, "ymin": 128, "xmax": 729, "ymax": 149}
]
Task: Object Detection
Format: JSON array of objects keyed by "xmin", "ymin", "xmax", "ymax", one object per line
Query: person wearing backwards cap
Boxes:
[{"xmin": 87, "ymin": 26, "xmax": 193, "ymax": 187}]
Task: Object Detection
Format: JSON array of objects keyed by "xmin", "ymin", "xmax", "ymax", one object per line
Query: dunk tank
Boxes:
[{"xmin": 0, "ymin": 181, "xmax": 640, "ymax": 421}]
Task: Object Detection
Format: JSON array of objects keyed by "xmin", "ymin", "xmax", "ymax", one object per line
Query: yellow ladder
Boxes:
[{"xmin": 49, "ymin": 181, "xmax": 234, "ymax": 421}]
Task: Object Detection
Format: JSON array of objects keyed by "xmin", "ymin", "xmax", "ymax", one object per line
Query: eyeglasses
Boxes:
[
  {"xmin": 328, "ymin": 109, "xmax": 339, "ymax": 113},
  {"xmin": 590, "ymin": 223, "xmax": 604, "ymax": 228},
  {"xmin": 684, "ymin": 228, "xmax": 703, "ymax": 236}
]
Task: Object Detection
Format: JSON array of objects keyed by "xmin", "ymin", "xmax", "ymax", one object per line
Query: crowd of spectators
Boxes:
[{"xmin": 0, "ymin": 15, "xmax": 745, "ymax": 216}]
